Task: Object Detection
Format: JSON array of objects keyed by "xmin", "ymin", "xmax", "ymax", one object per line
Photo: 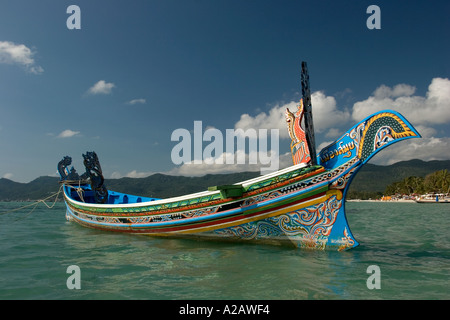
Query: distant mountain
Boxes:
[
  {"xmin": 104, "ymin": 171, "xmax": 261, "ymax": 199},
  {"xmin": 348, "ymin": 159, "xmax": 450, "ymax": 193},
  {"xmin": 1, "ymin": 159, "xmax": 449, "ymax": 201},
  {"xmin": 0, "ymin": 176, "xmax": 61, "ymax": 201},
  {"xmin": 0, "ymin": 172, "xmax": 261, "ymax": 201}
]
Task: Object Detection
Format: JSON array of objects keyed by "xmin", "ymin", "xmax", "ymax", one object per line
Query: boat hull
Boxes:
[
  {"xmin": 415, "ymin": 198, "xmax": 450, "ymax": 203},
  {"xmin": 64, "ymin": 165, "xmax": 357, "ymax": 251},
  {"xmin": 201, "ymin": 190, "xmax": 356, "ymax": 250},
  {"xmin": 61, "ymin": 110, "xmax": 420, "ymax": 251}
]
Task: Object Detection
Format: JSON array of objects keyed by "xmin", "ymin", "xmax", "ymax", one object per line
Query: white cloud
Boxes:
[
  {"xmin": 0, "ymin": 41, "xmax": 43, "ymax": 74},
  {"xmin": 110, "ymin": 170, "xmax": 155, "ymax": 179},
  {"xmin": 235, "ymin": 102, "xmax": 294, "ymax": 139},
  {"xmin": 57, "ymin": 129, "xmax": 80, "ymax": 138},
  {"xmin": 413, "ymin": 125, "xmax": 436, "ymax": 138},
  {"xmin": 325, "ymin": 128, "xmax": 342, "ymax": 138},
  {"xmin": 157, "ymin": 77, "xmax": 450, "ymax": 177},
  {"xmin": 373, "ymin": 83, "xmax": 416, "ymax": 99},
  {"xmin": 109, "ymin": 150, "xmax": 295, "ymax": 180},
  {"xmin": 370, "ymin": 137, "xmax": 450, "ymax": 165},
  {"xmin": 2, "ymin": 173, "xmax": 13, "ymax": 180},
  {"xmin": 87, "ymin": 80, "xmax": 115, "ymax": 95},
  {"xmin": 350, "ymin": 78, "xmax": 450, "ymax": 165},
  {"xmin": 233, "ymin": 78, "xmax": 449, "ymax": 145},
  {"xmin": 166, "ymin": 147, "xmax": 288, "ymax": 176},
  {"xmin": 234, "ymin": 91, "xmax": 351, "ymax": 139},
  {"xmin": 352, "ymin": 77, "xmax": 450, "ymax": 125},
  {"xmin": 167, "ymin": 162, "xmax": 260, "ymax": 177},
  {"xmin": 126, "ymin": 98, "xmax": 146, "ymax": 105},
  {"xmin": 125, "ymin": 170, "xmax": 155, "ymax": 178},
  {"xmin": 310, "ymin": 91, "xmax": 351, "ymax": 133},
  {"xmin": 112, "ymin": 164, "xmax": 261, "ymax": 179},
  {"xmin": 110, "ymin": 172, "xmax": 122, "ymax": 179}
]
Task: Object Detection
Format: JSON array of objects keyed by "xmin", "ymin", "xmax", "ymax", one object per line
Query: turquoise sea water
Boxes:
[{"xmin": 0, "ymin": 201, "xmax": 448, "ymax": 300}]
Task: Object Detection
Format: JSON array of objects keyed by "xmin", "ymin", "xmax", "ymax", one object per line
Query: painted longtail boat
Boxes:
[{"xmin": 58, "ymin": 63, "xmax": 420, "ymax": 251}]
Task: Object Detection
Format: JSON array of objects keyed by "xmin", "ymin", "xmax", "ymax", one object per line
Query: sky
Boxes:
[{"xmin": 0, "ymin": 0, "xmax": 449, "ymax": 183}]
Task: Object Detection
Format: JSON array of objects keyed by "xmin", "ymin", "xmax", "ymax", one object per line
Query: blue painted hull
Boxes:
[{"xmin": 61, "ymin": 110, "xmax": 420, "ymax": 251}]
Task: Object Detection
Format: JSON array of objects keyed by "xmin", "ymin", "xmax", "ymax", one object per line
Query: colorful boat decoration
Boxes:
[{"xmin": 58, "ymin": 62, "xmax": 421, "ymax": 251}]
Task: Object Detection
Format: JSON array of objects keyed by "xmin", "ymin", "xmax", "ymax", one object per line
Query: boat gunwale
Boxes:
[
  {"xmin": 64, "ymin": 165, "xmax": 329, "ymax": 218},
  {"xmin": 63, "ymin": 162, "xmax": 319, "ymax": 210}
]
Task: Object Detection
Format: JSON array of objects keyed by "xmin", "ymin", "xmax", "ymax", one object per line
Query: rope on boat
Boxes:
[
  {"xmin": 0, "ymin": 184, "xmax": 64, "ymax": 221},
  {"xmin": 63, "ymin": 182, "xmax": 85, "ymax": 202}
]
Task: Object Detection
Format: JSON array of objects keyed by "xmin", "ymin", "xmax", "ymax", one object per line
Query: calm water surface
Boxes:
[{"xmin": 0, "ymin": 201, "xmax": 448, "ymax": 300}]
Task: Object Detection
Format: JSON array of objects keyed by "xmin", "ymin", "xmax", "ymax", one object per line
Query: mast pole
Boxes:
[{"xmin": 301, "ymin": 61, "xmax": 317, "ymax": 165}]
